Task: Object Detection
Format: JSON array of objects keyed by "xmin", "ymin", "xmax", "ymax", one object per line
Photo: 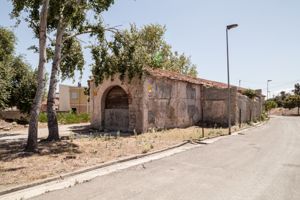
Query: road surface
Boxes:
[{"xmin": 32, "ymin": 116, "xmax": 300, "ymax": 200}]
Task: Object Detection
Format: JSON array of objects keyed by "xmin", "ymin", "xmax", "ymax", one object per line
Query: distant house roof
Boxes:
[{"xmin": 144, "ymin": 67, "xmax": 240, "ymax": 89}]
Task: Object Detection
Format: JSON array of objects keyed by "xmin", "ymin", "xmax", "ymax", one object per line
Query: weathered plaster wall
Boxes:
[
  {"xmin": 89, "ymin": 75, "xmax": 144, "ymax": 132},
  {"xmin": 142, "ymin": 75, "xmax": 202, "ymax": 131},
  {"xmin": 89, "ymin": 73, "xmax": 264, "ymax": 132},
  {"xmin": 202, "ymin": 87, "xmax": 237, "ymax": 126},
  {"xmin": 236, "ymin": 94, "xmax": 263, "ymax": 123}
]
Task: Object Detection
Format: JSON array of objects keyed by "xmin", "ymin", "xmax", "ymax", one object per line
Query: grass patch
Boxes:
[{"xmin": 39, "ymin": 112, "xmax": 90, "ymax": 124}]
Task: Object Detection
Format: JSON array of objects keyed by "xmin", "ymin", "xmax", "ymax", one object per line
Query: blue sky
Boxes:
[{"xmin": 1, "ymin": 0, "xmax": 300, "ymax": 97}]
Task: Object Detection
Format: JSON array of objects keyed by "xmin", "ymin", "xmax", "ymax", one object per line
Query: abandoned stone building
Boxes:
[{"xmin": 89, "ymin": 68, "xmax": 264, "ymax": 133}]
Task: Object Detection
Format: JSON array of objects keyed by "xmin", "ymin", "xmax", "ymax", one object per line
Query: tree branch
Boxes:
[{"xmin": 63, "ymin": 25, "xmax": 121, "ymax": 42}]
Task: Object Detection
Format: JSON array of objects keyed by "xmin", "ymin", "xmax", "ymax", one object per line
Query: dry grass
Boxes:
[{"xmin": 0, "ymin": 124, "xmax": 247, "ymax": 191}]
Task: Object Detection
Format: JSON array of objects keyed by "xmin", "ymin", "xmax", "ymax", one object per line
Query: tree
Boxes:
[
  {"xmin": 8, "ymin": 57, "xmax": 38, "ymax": 113},
  {"xmin": 293, "ymin": 83, "xmax": 300, "ymax": 95},
  {"xmin": 43, "ymin": 0, "xmax": 115, "ymax": 141},
  {"xmin": 265, "ymin": 100, "xmax": 278, "ymax": 112},
  {"xmin": 283, "ymin": 95, "xmax": 300, "ymax": 115},
  {"xmin": 91, "ymin": 24, "xmax": 198, "ymax": 85},
  {"xmin": 11, "ymin": 0, "xmax": 49, "ymax": 152},
  {"xmin": 0, "ymin": 27, "xmax": 15, "ymax": 109},
  {"xmin": 0, "ymin": 27, "xmax": 38, "ymax": 114}
]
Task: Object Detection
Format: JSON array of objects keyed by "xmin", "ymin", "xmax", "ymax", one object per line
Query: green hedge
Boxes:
[{"xmin": 39, "ymin": 112, "xmax": 90, "ymax": 124}]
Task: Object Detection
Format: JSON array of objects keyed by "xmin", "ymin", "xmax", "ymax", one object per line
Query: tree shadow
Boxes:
[
  {"xmin": 68, "ymin": 124, "xmax": 132, "ymax": 138},
  {"xmin": 0, "ymin": 138, "xmax": 81, "ymax": 162},
  {"xmin": 0, "ymin": 133, "xmax": 21, "ymax": 139}
]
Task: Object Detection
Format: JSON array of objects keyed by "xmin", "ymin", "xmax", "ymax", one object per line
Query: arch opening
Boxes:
[{"xmin": 103, "ymin": 86, "xmax": 129, "ymax": 132}]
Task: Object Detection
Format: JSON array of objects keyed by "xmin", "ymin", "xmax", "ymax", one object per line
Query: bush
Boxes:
[
  {"xmin": 242, "ymin": 89, "xmax": 257, "ymax": 99},
  {"xmin": 265, "ymin": 100, "xmax": 278, "ymax": 111},
  {"xmin": 39, "ymin": 112, "xmax": 48, "ymax": 123},
  {"xmin": 39, "ymin": 112, "xmax": 90, "ymax": 124}
]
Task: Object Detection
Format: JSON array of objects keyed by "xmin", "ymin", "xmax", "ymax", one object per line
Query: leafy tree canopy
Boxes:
[
  {"xmin": 11, "ymin": 0, "xmax": 115, "ymax": 81},
  {"xmin": 91, "ymin": 24, "xmax": 198, "ymax": 85},
  {"xmin": 293, "ymin": 83, "xmax": 300, "ymax": 95},
  {"xmin": 0, "ymin": 27, "xmax": 38, "ymax": 113}
]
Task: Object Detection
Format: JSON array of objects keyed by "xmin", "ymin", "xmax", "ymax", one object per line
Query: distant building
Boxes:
[
  {"xmin": 59, "ymin": 84, "xmax": 89, "ymax": 114},
  {"xmin": 41, "ymin": 93, "xmax": 59, "ymax": 112}
]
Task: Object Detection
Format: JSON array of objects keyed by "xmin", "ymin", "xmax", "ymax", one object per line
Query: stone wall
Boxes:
[
  {"xmin": 142, "ymin": 75, "xmax": 202, "ymax": 131},
  {"xmin": 89, "ymin": 75, "xmax": 144, "ymax": 132},
  {"xmin": 202, "ymin": 87, "xmax": 237, "ymax": 126},
  {"xmin": 236, "ymin": 93, "xmax": 263, "ymax": 124},
  {"xmin": 202, "ymin": 87, "xmax": 264, "ymax": 127},
  {"xmin": 89, "ymin": 73, "xmax": 264, "ymax": 132}
]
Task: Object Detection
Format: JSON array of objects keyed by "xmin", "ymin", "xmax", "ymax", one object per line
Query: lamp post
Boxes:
[
  {"xmin": 267, "ymin": 80, "xmax": 272, "ymax": 100},
  {"xmin": 226, "ymin": 24, "xmax": 238, "ymax": 135}
]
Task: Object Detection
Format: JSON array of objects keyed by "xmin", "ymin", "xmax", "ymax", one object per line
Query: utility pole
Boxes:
[
  {"xmin": 239, "ymin": 80, "xmax": 241, "ymax": 88},
  {"xmin": 226, "ymin": 24, "xmax": 238, "ymax": 135},
  {"xmin": 267, "ymin": 80, "xmax": 272, "ymax": 100}
]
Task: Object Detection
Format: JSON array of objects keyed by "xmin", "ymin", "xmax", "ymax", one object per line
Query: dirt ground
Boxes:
[
  {"xmin": 0, "ymin": 120, "xmax": 47, "ymax": 133},
  {"xmin": 270, "ymin": 107, "xmax": 300, "ymax": 116},
  {"xmin": 0, "ymin": 124, "xmax": 248, "ymax": 192}
]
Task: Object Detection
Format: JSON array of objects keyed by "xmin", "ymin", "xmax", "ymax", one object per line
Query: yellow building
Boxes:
[{"xmin": 59, "ymin": 84, "xmax": 89, "ymax": 114}]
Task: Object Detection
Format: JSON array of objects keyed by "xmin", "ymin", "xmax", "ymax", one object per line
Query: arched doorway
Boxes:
[{"xmin": 104, "ymin": 86, "xmax": 129, "ymax": 131}]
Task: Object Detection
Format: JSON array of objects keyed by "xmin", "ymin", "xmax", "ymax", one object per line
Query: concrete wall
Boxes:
[
  {"xmin": 0, "ymin": 110, "xmax": 28, "ymax": 121},
  {"xmin": 142, "ymin": 75, "xmax": 202, "ymax": 131},
  {"xmin": 59, "ymin": 85, "xmax": 71, "ymax": 111},
  {"xmin": 90, "ymin": 75, "xmax": 144, "ymax": 132},
  {"xmin": 69, "ymin": 87, "xmax": 88, "ymax": 113}
]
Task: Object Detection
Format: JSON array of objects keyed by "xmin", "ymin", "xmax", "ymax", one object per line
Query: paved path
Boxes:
[
  {"xmin": 0, "ymin": 123, "xmax": 90, "ymax": 141},
  {"xmin": 31, "ymin": 116, "xmax": 300, "ymax": 200}
]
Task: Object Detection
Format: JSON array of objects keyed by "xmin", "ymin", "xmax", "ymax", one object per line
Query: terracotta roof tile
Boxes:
[{"xmin": 144, "ymin": 68, "xmax": 238, "ymax": 89}]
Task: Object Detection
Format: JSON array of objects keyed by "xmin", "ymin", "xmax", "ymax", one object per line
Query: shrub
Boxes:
[
  {"xmin": 39, "ymin": 112, "xmax": 90, "ymax": 124},
  {"xmin": 265, "ymin": 100, "xmax": 278, "ymax": 112},
  {"xmin": 242, "ymin": 89, "xmax": 257, "ymax": 99}
]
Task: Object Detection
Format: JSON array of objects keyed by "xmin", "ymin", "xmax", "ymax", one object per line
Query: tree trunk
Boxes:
[
  {"xmin": 46, "ymin": 21, "xmax": 65, "ymax": 141},
  {"xmin": 25, "ymin": 0, "xmax": 49, "ymax": 152}
]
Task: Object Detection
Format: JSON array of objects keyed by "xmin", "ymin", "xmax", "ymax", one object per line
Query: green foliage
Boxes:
[
  {"xmin": 270, "ymin": 91, "xmax": 289, "ymax": 107},
  {"xmin": 8, "ymin": 57, "xmax": 38, "ymax": 113},
  {"xmin": 60, "ymin": 36, "xmax": 85, "ymax": 80},
  {"xmin": 293, "ymin": 83, "xmax": 300, "ymax": 95},
  {"xmin": 259, "ymin": 112, "xmax": 268, "ymax": 121},
  {"xmin": 0, "ymin": 27, "xmax": 16, "ymax": 62},
  {"xmin": 10, "ymin": 0, "xmax": 115, "ymax": 81},
  {"xmin": 39, "ymin": 112, "xmax": 90, "ymax": 124},
  {"xmin": 0, "ymin": 27, "xmax": 38, "ymax": 113},
  {"xmin": 283, "ymin": 95, "xmax": 300, "ymax": 110},
  {"xmin": 265, "ymin": 100, "xmax": 278, "ymax": 111},
  {"xmin": 91, "ymin": 24, "xmax": 198, "ymax": 85},
  {"xmin": 242, "ymin": 89, "xmax": 256, "ymax": 99}
]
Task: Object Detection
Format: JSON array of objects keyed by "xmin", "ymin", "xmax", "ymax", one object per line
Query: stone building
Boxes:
[{"xmin": 89, "ymin": 68, "xmax": 264, "ymax": 133}]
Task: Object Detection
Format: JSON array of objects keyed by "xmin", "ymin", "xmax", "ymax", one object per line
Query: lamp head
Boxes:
[{"xmin": 227, "ymin": 24, "xmax": 238, "ymax": 30}]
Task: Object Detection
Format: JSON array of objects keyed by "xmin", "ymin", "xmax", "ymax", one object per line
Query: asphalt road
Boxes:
[{"xmin": 32, "ymin": 116, "xmax": 300, "ymax": 200}]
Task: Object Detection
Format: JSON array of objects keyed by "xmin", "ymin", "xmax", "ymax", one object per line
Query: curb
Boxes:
[
  {"xmin": 0, "ymin": 119, "xmax": 269, "ymax": 197},
  {"xmin": 0, "ymin": 141, "xmax": 188, "ymax": 196}
]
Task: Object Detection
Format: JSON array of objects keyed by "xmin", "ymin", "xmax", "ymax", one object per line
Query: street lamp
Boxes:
[
  {"xmin": 267, "ymin": 80, "xmax": 272, "ymax": 100},
  {"xmin": 226, "ymin": 24, "xmax": 238, "ymax": 135}
]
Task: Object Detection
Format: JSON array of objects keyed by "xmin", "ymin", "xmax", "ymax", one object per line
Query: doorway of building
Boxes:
[{"xmin": 104, "ymin": 86, "xmax": 129, "ymax": 132}]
